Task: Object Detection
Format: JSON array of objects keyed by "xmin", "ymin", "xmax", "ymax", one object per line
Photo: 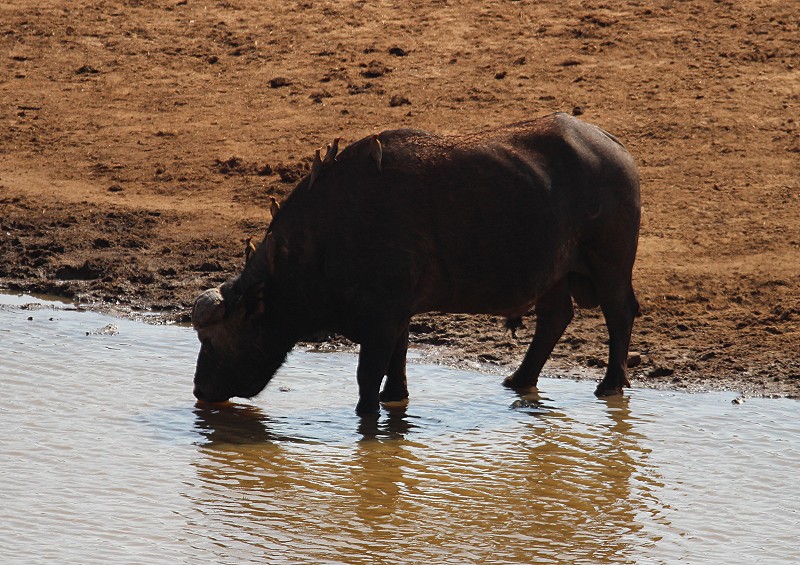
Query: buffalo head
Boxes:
[{"xmin": 191, "ymin": 265, "xmax": 296, "ymax": 403}]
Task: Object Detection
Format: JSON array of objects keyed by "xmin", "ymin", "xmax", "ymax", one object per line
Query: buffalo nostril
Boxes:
[{"xmin": 193, "ymin": 386, "xmax": 206, "ymax": 401}]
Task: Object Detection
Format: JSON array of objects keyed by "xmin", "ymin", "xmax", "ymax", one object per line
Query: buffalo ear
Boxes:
[{"xmin": 244, "ymin": 281, "xmax": 266, "ymax": 318}]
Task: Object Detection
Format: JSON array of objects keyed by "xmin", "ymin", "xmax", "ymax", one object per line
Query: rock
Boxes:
[
  {"xmin": 409, "ymin": 321, "xmax": 434, "ymax": 334},
  {"xmin": 269, "ymin": 77, "xmax": 291, "ymax": 88},
  {"xmin": 627, "ymin": 352, "xmax": 642, "ymax": 368},
  {"xmin": 586, "ymin": 357, "xmax": 606, "ymax": 368},
  {"xmin": 55, "ymin": 261, "xmax": 104, "ymax": 281},
  {"xmin": 309, "ymin": 90, "xmax": 333, "ymax": 104},
  {"xmin": 389, "ymin": 94, "xmax": 411, "ymax": 107},
  {"xmin": 76, "ymin": 65, "xmax": 99, "ymax": 75},
  {"xmin": 194, "ymin": 261, "xmax": 224, "ymax": 273},
  {"xmin": 213, "ymin": 156, "xmax": 244, "ymax": 174},
  {"xmin": 510, "ymin": 398, "xmax": 542, "ymax": 409},
  {"xmin": 276, "ymin": 164, "xmax": 303, "ymax": 183},
  {"xmin": 648, "ymin": 366, "xmax": 674, "ymax": 378},
  {"xmin": 362, "ymin": 60, "xmax": 389, "ymax": 78},
  {"xmin": 388, "ymin": 46, "xmax": 408, "ymax": 57},
  {"xmin": 572, "ymin": 105, "xmax": 585, "ymax": 116},
  {"xmin": 477, "ymin": 353, "xmax": 501, "ymax": 364},
  {"xmin": 86, "ymin": 324, "xmax": 119, "ymax": 337}
]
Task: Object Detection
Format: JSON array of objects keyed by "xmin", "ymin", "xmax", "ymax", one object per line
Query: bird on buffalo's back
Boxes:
[{"xmin": 244, "ymin": 236, "xmax": 256, "ymax": 264}]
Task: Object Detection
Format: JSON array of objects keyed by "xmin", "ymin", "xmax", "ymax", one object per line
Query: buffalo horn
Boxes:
[{"xmin": 192, "ymin": 287, "xmax": 225, "ymax": 329}]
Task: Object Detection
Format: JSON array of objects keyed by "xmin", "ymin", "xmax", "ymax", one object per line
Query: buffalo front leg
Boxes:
[
  {"xmin": 503, "ymin": 279, "xmax": 574, "ymax": 390},
  {"xmin": 380, "ymin": 325, "xmax": 410, "ymax": 404},
  {"xmin": 595, "ymin": 285, "xmax": 639, "ymax": 397},
  {"xmin": 355, "ymin": 328, "xmax": 403, "ymax": 416}
]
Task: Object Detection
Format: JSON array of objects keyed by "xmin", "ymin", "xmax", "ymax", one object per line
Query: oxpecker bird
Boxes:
[
  {"xmin": 309, "ymin": 149, "xmax": 322, "ymax": 188},
  {"xmin": 323, "ymin": 137, "xmax": 341, "ymax": 165},
  {"xmin": 244, "ymin": 236, "xmax": 256, "ymax": 264},
  {"xmin": 268, "ymin": 195, "xmax": 280, "ymax": 221},
  {"xmin": 370, "ymin": 135, "xmax": 382, "ymax": 173}
]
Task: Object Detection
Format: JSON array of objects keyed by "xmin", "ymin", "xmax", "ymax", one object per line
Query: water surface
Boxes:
[{"xmin": 1, "ymin": 294, "xmax": 798, "ymax": 563}]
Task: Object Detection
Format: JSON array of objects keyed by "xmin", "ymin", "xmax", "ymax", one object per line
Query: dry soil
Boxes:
[{"xmin": 1, "ymin": 0, "xmax": 798, "ymax": 397}]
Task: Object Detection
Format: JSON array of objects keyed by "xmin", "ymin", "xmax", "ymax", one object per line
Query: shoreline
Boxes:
[{"xmin": 2, "ymin": 285, "xmax": 796, "ymax": 401}]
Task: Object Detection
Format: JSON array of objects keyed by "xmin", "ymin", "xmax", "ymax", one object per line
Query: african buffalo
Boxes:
[{"xmin": 192, "ymin": 112, "xmax": 641, "ymax": 415}]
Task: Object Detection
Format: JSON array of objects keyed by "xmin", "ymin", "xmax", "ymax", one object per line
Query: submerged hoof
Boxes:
[
  {"xmin": 594, "ymin": 385, "xmax": 624, "ymax": 398},
  {"xmin": 355, "ymin": 401, "xmax": 381, "ymax": 417},
  {"xmin": 380, "ymin": 397, "xmax": 410, "ymax": 409},
  {"xmin": 379, "ymin": 389, "xmax": 409, "ymax": 404},
  {"xmin": 502, "ymin": 374, "xmax": 537, "ymax": 391}
]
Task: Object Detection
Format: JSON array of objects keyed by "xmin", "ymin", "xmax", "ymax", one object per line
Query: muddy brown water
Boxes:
[{"xmin": 2, "ymin": 293, "xmax": 798, "ymax": 564}]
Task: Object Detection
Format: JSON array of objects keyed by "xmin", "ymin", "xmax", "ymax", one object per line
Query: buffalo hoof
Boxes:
[
  {"xmin": 379, "ymin": 389, "xmax": 409, "ymax": 403},
  {"xmin": 502, "ymin": 374, "xmax": 537, "ymax": 391},
  {"xmin": 594, "ymin": 384, "xmax": 625, "ymax": 398},
  {"xmin": 380, "ymin": 397, "xmax": 409, "ymax": 408},
  {"xmin": 355, "ymin": 401, "xmax": 380, "ymax": 417}
]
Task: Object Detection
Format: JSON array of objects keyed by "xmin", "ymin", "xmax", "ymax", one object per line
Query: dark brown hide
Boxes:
[{"xmin": 192, "ymin": 113, "xmax": 640, "ymax": 415}]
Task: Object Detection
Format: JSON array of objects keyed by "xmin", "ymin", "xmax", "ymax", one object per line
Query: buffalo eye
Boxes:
[{"xmin": 243, "ymin": 282, "xmax": 266, "ymax": 318}]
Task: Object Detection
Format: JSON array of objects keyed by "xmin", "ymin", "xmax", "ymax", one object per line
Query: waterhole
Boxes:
[{"xmin": 2, "ymin": 294, "xmax": 798, "ymax": 564}]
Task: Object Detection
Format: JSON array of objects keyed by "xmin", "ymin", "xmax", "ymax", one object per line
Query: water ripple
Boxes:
[{"xmin": 1, "ymin": 294, "xmax": 799, "ymax": 563}]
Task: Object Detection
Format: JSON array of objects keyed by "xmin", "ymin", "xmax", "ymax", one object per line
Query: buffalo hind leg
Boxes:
[
  {"xmin": 380, "ymin": 325, "xmax": 410, "ymax": 404},
  {"xmin": 595, "ymin": 284, "xmax": 639, "ymax": 397},
  {"xmin": 503, "ymin": 279, "xmax": 574, "ymax": 390}
]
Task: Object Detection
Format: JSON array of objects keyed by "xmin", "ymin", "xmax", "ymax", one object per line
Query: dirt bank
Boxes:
[{"xmin": 1, "ymin": 0, "xmax": 798, "ymax": 397}]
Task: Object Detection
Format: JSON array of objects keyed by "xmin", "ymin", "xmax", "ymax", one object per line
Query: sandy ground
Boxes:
[{"xmin": 1, "ymin": 0, "xmax": 798, "ymax": 398}]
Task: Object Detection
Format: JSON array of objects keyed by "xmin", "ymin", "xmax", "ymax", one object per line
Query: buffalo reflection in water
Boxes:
[{"xmin": 187, "ymin": 393, "xmax": 666, "ymax": 563}]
